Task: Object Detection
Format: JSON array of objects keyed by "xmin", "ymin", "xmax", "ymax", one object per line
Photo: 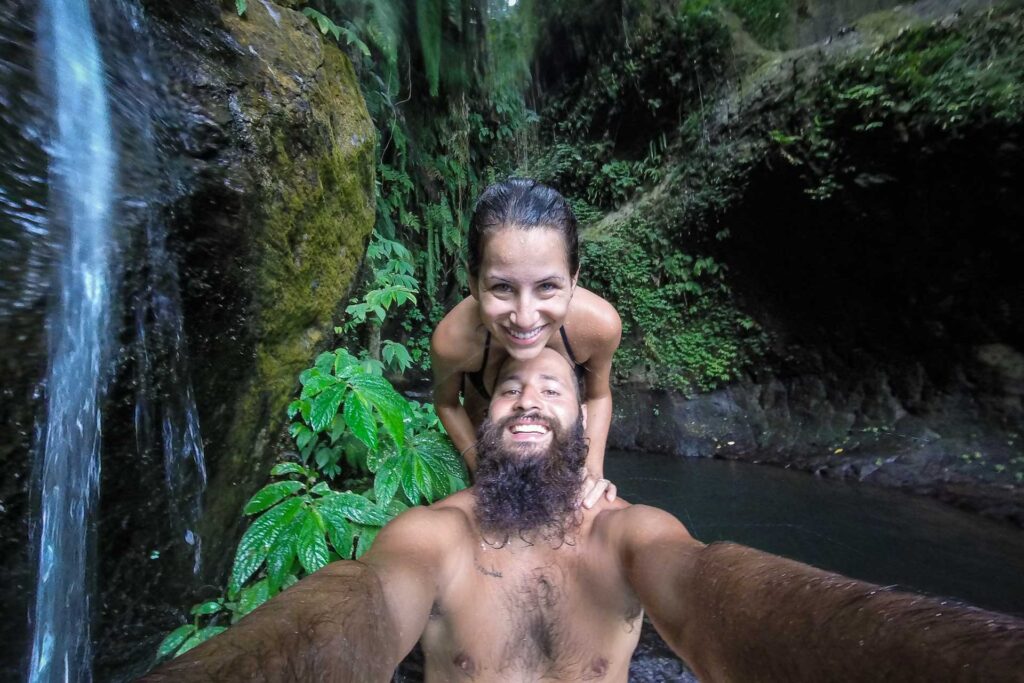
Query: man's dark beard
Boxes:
[{"xmin": 473, "ymin": 411, "xmax": 588, "ymax": 546}]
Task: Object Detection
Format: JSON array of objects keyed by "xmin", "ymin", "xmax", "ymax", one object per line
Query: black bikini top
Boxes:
[{"xmin": 464, "ymin": 327, "xmax": 583, "ymax": 400}]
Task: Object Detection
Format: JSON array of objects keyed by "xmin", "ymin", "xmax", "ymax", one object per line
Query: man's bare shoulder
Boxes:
[
  {"xmin": 590, "ymin": 500, "xmax": 693, "ymax": 546},
  {"xmin": 370, "ymin": 490, "xmax": 475, "ymax": 555}
]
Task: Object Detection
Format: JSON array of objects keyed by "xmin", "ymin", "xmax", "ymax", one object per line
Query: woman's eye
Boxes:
[
  {"xmin": 539, "ymin": 282, "xmax": 559, "ymax": 292},
  {"xmin": 491, "ymin": 283, "xmax": 513, "ymax": 294}
]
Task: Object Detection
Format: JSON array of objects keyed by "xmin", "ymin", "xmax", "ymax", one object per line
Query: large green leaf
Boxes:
[
  {"xmin": 400, "ymin": 455, "xmax": 422, "ymax": 504},
  {"xmin": 366, "ymin": 439, "xmax": 397, "ymax": 473},
  {"xmin": 297, "ymin": 508, "xmax": 330, "ymax": 574},
  {"xmin": 270, "ymin": 462, "xmax": 307, "ymax": 478},
  {"xmin": 318, "ymin": 502, "xmax": 355, "ymax": 559},
  {"xmin": 343, "ymin": 391, "xmax": 377, "ymax": 450},
  {"xmin": 314, "ymin": 351, "xmax": 336, "ymax": 373},
  {"xmin": 243, "ymin": 481, "xmax": 304, "ymax": 515},
  {"xmin": 190, "ymin": 600, "xmax": 223, "ymax": 617},
  {"xmin": 230, "ymin": 497, "xmax": 304, "ymax": 595},
  {"xmin": 300, "ymin": 370, "xmax": 336, "ymax": 399},
  {"xmin": 348, "ymin": 373, "xmax": 409, "ymax": 447},
  {"xmin": 310, "ymin": 383, "xmax": 347, "ymax": 433},
  {"xmin": 327, "ymin": 521, "xmax": 355, "ymax": 560},
  {"xmin": 413, "ymin": 457, "xmax": 433, "ymax": 502},
  {"xmin": 237, "ymin": 578, "xmax": 271, "ymax": 618},
  {"xmin": 355, "ymin": 524, "xmax": 381, "ymax": 559},
  {"xmin": 178, "ymin": 625, "xmax": 228, "ymax": 655},
  {"xmin": 412, "ymin": 432, "xmax": 464, "ymax": 478},
  {"xmin": 318, "ymin": 491, "xmax": 390, "ymax": 526},
  {"xmin": 265, "ymin": 518, "xmax": 299, "ymax": 593},
  {"xmin": 157, "ymin": 624, "xmax": 196, "ymax": 660},
  {"xmin": 374, "ymin": 457, "xmax": 402, "ymax": 509}
]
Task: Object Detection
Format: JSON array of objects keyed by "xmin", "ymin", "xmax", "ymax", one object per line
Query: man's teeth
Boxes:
[
  {"xmin": 508, "ymin": 326, "xmax": 543, "ymax": 340},
  {"xmin": 511, "ymin": 424, "xmax": 548, "ymax": 434}
]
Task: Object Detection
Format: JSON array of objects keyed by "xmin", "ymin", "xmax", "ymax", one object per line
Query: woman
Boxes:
[{"xmin": 431, "ymin": 178, "xmax": 621, "ymax": 506}]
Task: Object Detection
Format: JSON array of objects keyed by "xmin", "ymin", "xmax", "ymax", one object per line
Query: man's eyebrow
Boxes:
[
  {"xmin": 539, "ymin": 373, "xmax": 567, "ymax": 385},
  {"xmin": 496, "ymin": 372, "xmax": 521, "ymax": 384}
]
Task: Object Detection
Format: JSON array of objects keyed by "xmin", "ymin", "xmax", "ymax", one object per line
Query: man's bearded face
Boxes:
[{"xmin": 473, "ymin": 408, "xmax": 588, "ymax": 545}]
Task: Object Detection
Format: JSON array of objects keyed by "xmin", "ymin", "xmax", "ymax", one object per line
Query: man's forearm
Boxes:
[
  {"xmin": 138, "ymin": 562, "xmax": 399, "ymax": 682},
  {"xmin": 665, "ymin": 542, "xmax": 1024, "ymax": 682}
]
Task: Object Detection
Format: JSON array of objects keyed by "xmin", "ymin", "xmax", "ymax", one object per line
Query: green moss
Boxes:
[{"xmin": 199, "ymin": 1, "xmax": 376, "ymax": 561}]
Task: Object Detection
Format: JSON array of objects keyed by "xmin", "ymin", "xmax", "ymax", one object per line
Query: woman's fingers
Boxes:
[{"xmin": 581, "ymin": 477, "xmax": 612, "ymax": 509}]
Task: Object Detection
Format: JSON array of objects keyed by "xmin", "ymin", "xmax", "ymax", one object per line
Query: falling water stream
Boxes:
[
  {"xmin": 26, "ymin": 1, "xmax": 209, "ymax": 679},
  {"xmin": 29, "ymin": 0, "xmax": 115, "ymax": 679}
]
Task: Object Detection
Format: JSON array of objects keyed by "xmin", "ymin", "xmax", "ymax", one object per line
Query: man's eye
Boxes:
[
  {"xmin": 543, "ymin": 389, "xmax": 560, "ymax": 396},
  {"xmin": 502, "ymin": 388, "xmax": 520, "ymax": 396}
]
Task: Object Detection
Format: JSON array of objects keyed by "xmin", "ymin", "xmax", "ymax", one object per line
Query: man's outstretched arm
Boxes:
[
  {"xmin": 618, "ymin": 505, "xmax": 1024, "ymax": 682},
  {"xmin": 138, "ymin": 506, "xmax": 446, "ymax": 682}
]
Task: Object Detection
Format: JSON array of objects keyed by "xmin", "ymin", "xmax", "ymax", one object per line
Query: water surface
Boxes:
[{"xmin": 607, "ymin": 451, "xmax": 1024, "ymax": 616}]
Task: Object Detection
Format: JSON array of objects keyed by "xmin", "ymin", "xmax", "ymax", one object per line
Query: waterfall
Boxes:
[{"xmin": 30, "ymin": 0, "xmax": 115, "ymax": 679}]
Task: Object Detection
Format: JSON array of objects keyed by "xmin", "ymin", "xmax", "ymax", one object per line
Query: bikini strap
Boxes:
[{"xmin": 559, "ymin": 326, "xmax": 580, "ymax": 366}]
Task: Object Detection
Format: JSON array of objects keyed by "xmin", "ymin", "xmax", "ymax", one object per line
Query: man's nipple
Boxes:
[{"xmin": 452, "ymin": 652, "xmax": 477, "ymax": 677}]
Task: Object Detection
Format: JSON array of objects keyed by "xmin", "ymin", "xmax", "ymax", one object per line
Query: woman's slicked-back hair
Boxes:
[{"xmin": 467, "ymin": 178, "xmax": 579, "ymax": 278}]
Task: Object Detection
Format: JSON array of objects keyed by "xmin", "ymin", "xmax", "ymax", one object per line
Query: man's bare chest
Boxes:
[{"xmin": 419, "ymin": 544, "xmax": 642, "ymax": 681}]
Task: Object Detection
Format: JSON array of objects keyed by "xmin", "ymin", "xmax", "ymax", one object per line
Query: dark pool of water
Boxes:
[{"xmin": 606, "ymin": 451, "xmax": 1024, "ymax": 616}]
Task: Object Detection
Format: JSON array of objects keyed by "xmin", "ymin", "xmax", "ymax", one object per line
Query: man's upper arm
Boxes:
[
  {"xmin": 614, "ymin": 505, "xmax": 703, "ymax": 645},
  {"xmin": 361, "ymin": 505, "xmax": 457, "ymax": 659}
]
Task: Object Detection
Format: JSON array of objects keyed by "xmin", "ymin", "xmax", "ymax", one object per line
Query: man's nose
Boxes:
[{"xmin": 514, "ymin": 384, "xmax": 541, "ymax": 411}]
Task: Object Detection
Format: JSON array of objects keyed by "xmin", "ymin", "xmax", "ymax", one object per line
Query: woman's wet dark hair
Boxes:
[{"xmin": 467, "ymin": 178, "xmax": 579, "ymax": 278}]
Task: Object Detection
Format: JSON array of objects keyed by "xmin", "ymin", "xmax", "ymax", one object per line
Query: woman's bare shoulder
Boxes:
[
  {"xmin": 431, "ymin": 297, "xmax": 485, "ymax": 369},
  {"xmin": 566, "ymin": 287, "xmax": 622, "ymax": 352}
]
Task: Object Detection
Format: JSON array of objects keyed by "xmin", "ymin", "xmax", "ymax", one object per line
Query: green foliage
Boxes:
[
  {"xmin": 583, "ymin": 215, "xmax": 764, "ymax": 392},
  {"xmin": 766, "ymin": 8, "xmax": 1024, "ymax": 199},
  {"xmin": 303, "ymin": 8, "xmax": 370, "ymax": 56},
  {"xmin": 235, "ymin": 0, "xmax": 246, "ymax": 17},
  {"xmin": 343, "ymin": 233, "xmax": 417, "ymax": 330},
  {"xmin": 158, "ymin": 350, "xmax": 467, "ymax": 662},
  {"xmin": 527, "ymin": 3, "xmax": 730, "ymax": 210},
  {"xmin": 721, "ymin": 0, "xmax": 789, "ymax": 49}
]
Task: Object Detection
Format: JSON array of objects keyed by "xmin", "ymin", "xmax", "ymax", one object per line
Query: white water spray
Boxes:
[{"xmin": 30, "ymin": 0, "xmax": 115, "ymax": 680}]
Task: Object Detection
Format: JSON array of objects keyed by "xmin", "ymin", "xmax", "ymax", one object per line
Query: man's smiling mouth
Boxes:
[{"xmin": 507, "ymin": 414, "xmax": 552, "ymax": 437}]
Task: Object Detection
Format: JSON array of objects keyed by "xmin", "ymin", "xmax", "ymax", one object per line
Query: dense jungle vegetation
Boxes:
[{"xmin": 158, "ymin": 0, "xmax": 1024, "ymax": 657}]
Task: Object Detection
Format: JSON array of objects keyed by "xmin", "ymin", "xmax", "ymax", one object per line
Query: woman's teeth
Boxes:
[{"xmin": 508, "ymin": 325, "xmax": 544, "ymax": 340}]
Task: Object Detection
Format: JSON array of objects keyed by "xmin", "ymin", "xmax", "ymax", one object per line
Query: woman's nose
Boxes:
[{"xmin": 509, "ymin": 296, "xmax": 538, "ymax": 328}]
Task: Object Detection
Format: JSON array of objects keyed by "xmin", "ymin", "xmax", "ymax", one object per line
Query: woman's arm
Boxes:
[
  {"xmin": 579, "ymin": 298, "xmax": 621, "ymax": 479},
  {"xmin": 431, "ymin": 316, "xmax": 481, "ymax": 472}
]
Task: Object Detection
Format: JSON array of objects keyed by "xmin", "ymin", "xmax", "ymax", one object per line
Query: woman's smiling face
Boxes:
[{"xmin": 471, "ymin": 226, "xmax": 577, "ymax": 360}]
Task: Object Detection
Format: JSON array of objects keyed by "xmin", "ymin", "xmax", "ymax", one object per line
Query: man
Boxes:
[{"xmin": 143, "ymin": 349, "xmax": 1024, "ymax": 682}]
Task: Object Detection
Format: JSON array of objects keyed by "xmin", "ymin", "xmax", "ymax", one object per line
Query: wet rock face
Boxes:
[
  {"xmin": 0, "ymin": 0, "xmax": 374, "ymax": 679},
  {"xmin": 102, "ymin": 2, "xmax": 374, "ymax": 678}
]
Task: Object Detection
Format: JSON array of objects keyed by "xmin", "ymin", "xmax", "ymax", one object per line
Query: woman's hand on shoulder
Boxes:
[{"xmin": 579, "ymin": 471, "xmax": 618, "ymax": 509}]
